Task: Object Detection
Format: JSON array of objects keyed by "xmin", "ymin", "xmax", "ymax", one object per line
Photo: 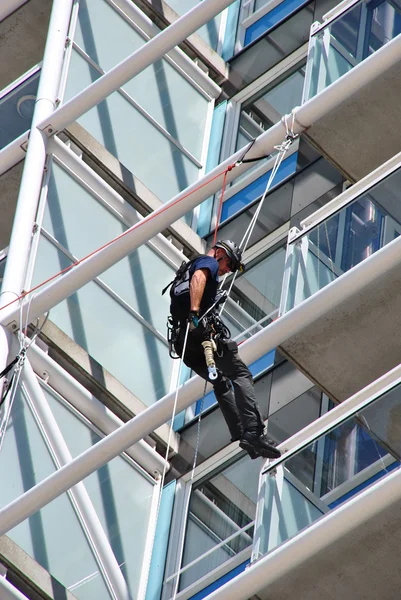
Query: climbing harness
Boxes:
[{"xmin": 161, "ymin": 258, "xmax": 196, "ymax": 298}]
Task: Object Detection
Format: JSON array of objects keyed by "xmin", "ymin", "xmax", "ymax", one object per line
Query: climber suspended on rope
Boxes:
[{"xmin": 163, "ymin": 239, "xmax": 281, "ymax": 460}]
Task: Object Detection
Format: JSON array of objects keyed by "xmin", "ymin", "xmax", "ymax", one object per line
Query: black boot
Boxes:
[{"xmin": 239, "ymin": 431, "xmax": 281, "ymax": 460}]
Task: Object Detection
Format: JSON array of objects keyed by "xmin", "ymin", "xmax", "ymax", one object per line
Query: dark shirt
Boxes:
[{"xmin": 170, "ymin": 255, "xmax": 219, "ymax": 322}]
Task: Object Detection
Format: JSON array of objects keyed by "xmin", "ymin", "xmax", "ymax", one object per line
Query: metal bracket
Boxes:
[
  {"xmin": 288, "ymin": 226, "xmax": 301, "ymax": 243},
  {"xmin": 21, "ymin": 137, "xmax": 29, "ymax": 153},
  {"xmin": 43, "ymin": 125, "xmax": 55, "ymax": 137},
  {"xmin": 311, "ymin": 20, "xmax": 322, "ymax": 33},
  {"xmin": 7, "ymin": 321, "xmax": 19, "ymax": 333},
  {"xmin": 40, "ymin": 370, "xmax": 50, "ymax": 383}
]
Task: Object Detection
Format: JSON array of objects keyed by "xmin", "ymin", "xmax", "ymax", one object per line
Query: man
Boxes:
[{"xmin": 168, "ymin": 239, "xmax": 281, "ymax": 460}]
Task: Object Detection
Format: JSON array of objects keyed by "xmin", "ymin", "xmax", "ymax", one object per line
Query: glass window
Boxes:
[
  {"xmin": 229, "ymin": 245, "xmax": 286, "ymax": 322},
  {"xmin": 176, "ymin": 455, "xmax": 260, "ymax": 592},
  {"xmin": 164, "ymin": 0, "xmax": 224, "ymax": 52},
  {"xmin": 244, "ymin": 0, "xmax": 312, "ymax": 46},
  {"xmin": 42, "ymin": 383, "xmax": 156, "ymax": 597},
  {"xmin": 257, "ymin": 380, "xmax": 401, "ymax": 559},
  {"xmin": 64, "ymin": 0, "xmax": 214, "ymax": 207},
  {"xmin": 65, "ymin": 50, "xmax": 201, "ymax": 205},
  {"xmin": 0, "ymin": 69, "xmax": 40, "ymax": 150},
  {"xmin": 43, "ymin": 162, "xmax": 175, "ymax": 334},
  {"xmin": 229, "ymin": 2, "xmax": 313, "ymax": 91},
  {"xmin": 34, "ymin": 159, "xmax": 177, "ymax": 405},
  {"xmin": 235, "ymin": 64, "xmax": 305, "ymax": 153},
  {"xmin": 367, "ymin": 0, "xmax": 401, "ymax": 54},
  {"xmin": 74, "ymin": 0, "xmax": 210, "ymax": 160},
  {"xmin": 208, "ymin": 154, "xmax": 343, "ymax": 248},
  {"xmin": 34, "ymin": 235, "xmax": 172, "ymax": 406},
  {"xmin": 306, "ymin": 0, "xmax": 401, "ymax": 100},
  {"xmin": 0, "ymin": 380, "xmax": 158, "ymax": 599},
  {"xmin": 283, "ymin": 165, "xmax": 401, "ymax": 312},
  {"xmin": 0, "ymin": 387, "xmax": 112, "ymax": 599}
]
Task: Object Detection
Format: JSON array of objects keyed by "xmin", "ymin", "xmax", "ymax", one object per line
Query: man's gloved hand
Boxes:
[{"xmin": 188, "ymin": 310, "xmax": 200, "ymax": 331}]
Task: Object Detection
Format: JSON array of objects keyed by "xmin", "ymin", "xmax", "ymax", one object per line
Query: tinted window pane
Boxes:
[{"xmin": 0, "ymin": 70, "xmax": 40, "ymax": 149}]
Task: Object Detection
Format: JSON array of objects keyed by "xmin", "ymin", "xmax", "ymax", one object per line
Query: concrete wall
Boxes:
[{"xmin": 0, "ymin": 0, "xmax": 52, "ymax": 90}]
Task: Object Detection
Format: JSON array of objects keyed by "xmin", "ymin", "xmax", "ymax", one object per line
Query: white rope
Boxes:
[
  {"xmin": 0, "ymin": 294, "xmax": 49, "ymax": 452},
  {"xmin": 170, "ymin": 379, "xmax": 207, "ymax": 600},
  {"xmin": 220, "ymin": 115, "xmax": 298, "ymax": 314}
]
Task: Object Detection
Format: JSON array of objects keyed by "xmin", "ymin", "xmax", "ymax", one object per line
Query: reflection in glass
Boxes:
[
  {"xmin": 306, "ymin": 0, "xmax": 401, "ymax": 100},
  {"xmin": 43, "ymin": 384, "xmax": 155, "ymax": 598},
  {"xmin": 35, "ymin": 160, "xmax": 175, "ymax": 405},
  {"xmin": 177, "ymin": 455, "xmax": 260, "ymax": 591},
  {"xmin": 0, "ymin": 387, "xmax": 111, "ymax": 599},
  {"xmin": 236, "ymin": 65, "xmax": 306, "ymax": 153},
  {"xmin": 284, "ymin": 166, "xmax": 401, "ymax": 311},
  {"xmin": 230, "ymin": 245, "xmax": 286, "ymax": 322},
  {"xmin": 258, "ymin": 380, "xmax": 401, "ymax": 557}
]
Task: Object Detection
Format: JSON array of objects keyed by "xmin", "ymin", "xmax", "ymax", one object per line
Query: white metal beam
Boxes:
[
  {"xmin": 0, "ymin": 0, "xmax": 401, "ymax": 542},
  {"xmin": 28, "ymin": 341, "xmax": 168, "ymax": 477},
  {"xmin": 22, "ymin": 361, "xmax": 132, "ymax": 600},
  {"xmin": 202, "ymin": 465, "xmax": 401, "ymax": 600},
  {"xmin": 38, "ymin": 0, "xmax": 235, "ymax": 137},
  {"xmin": 2, "ymin": 32, "xmax": 401, "ymax": 330},
  {"xmin": 1, "ymin": 249, "xmax": 401, "ymax": 537},
  {"xmin": 0, "ymin": 0, "xmax": 73, "ymax": 309},
  {"xmin": 0, "ymin": 133, "xmax": 28, "ymax": 177},
  {"xmin": 0, "ymin": 0, "xmax": 28, "ymax": 23},
  {"xmin": 0, "ymin": 0, "xmax": 73, "ymax": 403}
]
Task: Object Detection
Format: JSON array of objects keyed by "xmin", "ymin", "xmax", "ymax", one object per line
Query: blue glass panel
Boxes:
[
  {"xmin": 306, "ymin": 0, "xmax": 401, "ymax": 100},
  {"xmin": 222, "ymin": 0, "xmax": 242, "ymax": 60},
  {"xmin": 221, "ymin": 152, "xmax": 297, "ymax": 222},
  {"xmin": 249, "ymin": 349, "xmax": 276, "ymax": 377},
  {"xmin": 244, "ymin": 0, "xmax": 309, "ymax": 45},
  {"xmin": 197, "ymin": 101, "xmax": 227, "ymax": 237},
  {"xmin": 284, "ymin": 165, "xmax": 401, "ymax": 312},
  {"xmin": 146, "ymin": 481, "xmax": 176, "ymax": 600}
]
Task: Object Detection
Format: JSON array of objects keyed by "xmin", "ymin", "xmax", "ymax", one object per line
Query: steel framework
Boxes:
[{"xmin": 0, "ymin": 0, "xmax": 401, "ymax": 588}]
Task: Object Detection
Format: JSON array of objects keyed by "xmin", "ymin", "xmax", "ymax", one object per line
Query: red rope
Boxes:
[{"xmin": 0, "ymin": 163, "xmax": 237, "ymax": 315}]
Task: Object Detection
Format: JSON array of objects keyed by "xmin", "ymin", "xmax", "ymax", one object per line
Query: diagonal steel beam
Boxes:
[
  {"xmin": 2, "ymin": 33, "xmax": 401, "ymax": 330},
  {"xmin": 37, "ymin": 0, "xmax": 235, "ymax": 136}
]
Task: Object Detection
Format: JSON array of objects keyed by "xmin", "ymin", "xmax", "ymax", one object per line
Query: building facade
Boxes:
[{"xmin": 0, "ymin": 0, "xmax": 400, "ymax": 598}]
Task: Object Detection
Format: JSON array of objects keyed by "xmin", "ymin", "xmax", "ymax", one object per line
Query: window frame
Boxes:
[
  {"xmin": 59, "ymin": 0, "xmax": 221, "ymax": 231},
  {"xmin": 210, "ymin": 47, "xmax": 307, "ymax": 234}
]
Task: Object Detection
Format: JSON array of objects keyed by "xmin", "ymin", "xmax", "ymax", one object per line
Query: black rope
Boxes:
[
  {"xmin": 237, "ymin": 138, "xmax": 256, "ymax": 164},
  {"xmin": 0, "ymin": 349, "xmax": 26, "ymax": 409},
  {"xmin": 236, "ymin": 132, "xmax": 299, "ymax": 165},
  {"xmin": 0, "ymin": 373, "xmax": 15, "ymax": 409},
  {"xmin": 0, "ymin": 356, "xmax": 19, "ymax": 380},
  {"xmin": 240, "ymin": 154, "xmax": 271, "ymax": 164}
]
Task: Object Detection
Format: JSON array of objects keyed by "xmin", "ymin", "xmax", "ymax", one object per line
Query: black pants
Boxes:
[{"xmin": 175, "ymin": 328, "xmax": 264, "ymax": 441}]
